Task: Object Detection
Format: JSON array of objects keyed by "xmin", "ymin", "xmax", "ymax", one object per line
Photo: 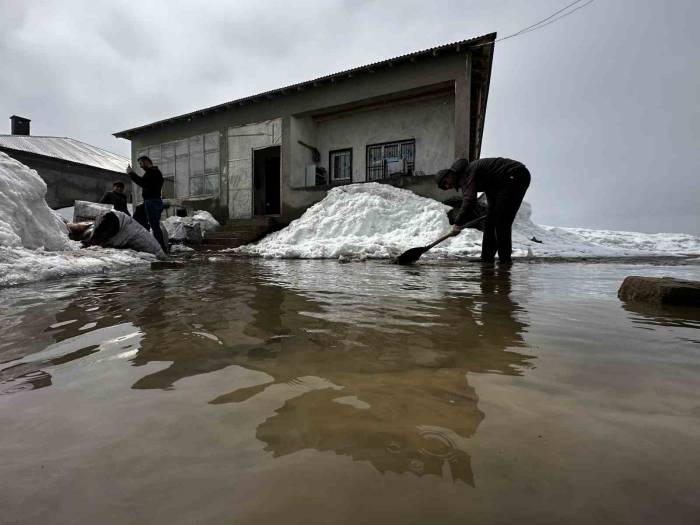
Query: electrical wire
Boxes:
[
  {"xmin": 515, "ymin": 0, "xmax": 595, "ymax": 37},
  {"xmin": 472, "ymin": 0, "xmax": 596, "ymax": 47}
]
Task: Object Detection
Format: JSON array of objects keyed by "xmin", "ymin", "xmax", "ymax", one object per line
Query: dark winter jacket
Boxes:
[
  {"xmin": 451, "ymin": 157, "xmax": 526, "ymax": 226},
  {"xmin": 130, "ymin": 166, "xmax": 164, "ymax": 200},
  {"xmin": 99, "ymin": 191, "xmax": 130, "ymax": 215}
]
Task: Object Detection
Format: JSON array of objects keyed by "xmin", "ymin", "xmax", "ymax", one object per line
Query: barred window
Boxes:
[
  {"xmin": 366, "ymin": 139, "xmax": 415, "ymax": 181},
  {"xmin": 329, "ymin": 149, "xmax": 352, "ymax": 183}
]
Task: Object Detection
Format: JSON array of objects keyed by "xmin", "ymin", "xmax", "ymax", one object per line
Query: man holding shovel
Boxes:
[{"xmin": 436, "ymin": 157, "xmax": 530, "ymax": 264}]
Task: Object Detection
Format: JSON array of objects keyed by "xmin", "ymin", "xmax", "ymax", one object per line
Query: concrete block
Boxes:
[{"xmin": 618, "ymin": 276, "xmax": 700, "ymax": 306}]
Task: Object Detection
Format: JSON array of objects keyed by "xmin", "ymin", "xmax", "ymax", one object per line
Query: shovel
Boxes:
[{"xmin": 394, "ymin": 215, "xmax": 487, "ymax": 265}]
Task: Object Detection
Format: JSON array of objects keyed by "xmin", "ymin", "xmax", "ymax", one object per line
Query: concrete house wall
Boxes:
[
  {"xmin": 116, "ymin": 34, "xmax": 495, "ymax": 224},
  {"xmin": 313, "ymin": 93, "xmax": 455, "ymax": 184}
]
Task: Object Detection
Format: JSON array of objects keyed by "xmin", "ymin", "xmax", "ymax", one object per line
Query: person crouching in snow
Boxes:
[
  {"xmin": 127, "ymin": 156, "xmax": 167, "ymax": 253},
  {"xmin": 436, "ymin": 157, "xmax": 530, "ymax": 264},
  {"xmin": 68, "ymin": 210, "xmax": 167, "ymax": 259}
]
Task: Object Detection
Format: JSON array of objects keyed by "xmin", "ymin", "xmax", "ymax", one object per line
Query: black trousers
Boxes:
[{"xmin": 481, "ymin": 167, "xmax": 531, "ymax": 263}]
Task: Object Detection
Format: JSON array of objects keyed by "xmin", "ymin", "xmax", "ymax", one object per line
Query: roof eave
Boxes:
[{"xmin": 113, "ymin": 32, "xmax": 497, "ymax": 139}]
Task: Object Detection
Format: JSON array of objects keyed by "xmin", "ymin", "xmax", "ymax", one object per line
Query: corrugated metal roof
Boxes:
[
  {"xmin": 114, "ymin": 32, "xmax": 496, "ymax": 138},
  {"xmin": 0, "ymin": 135, "xmax": 129, "ymax": 172}
]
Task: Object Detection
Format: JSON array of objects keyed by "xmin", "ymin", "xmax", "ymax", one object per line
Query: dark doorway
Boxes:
[{"xmin": 253, "ymin": 146, "xmax": 281, "ymax": 216}]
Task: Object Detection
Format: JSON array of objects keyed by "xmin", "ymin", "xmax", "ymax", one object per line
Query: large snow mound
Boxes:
[
  {"xmin": 0, "ymin": 152, "xmax": 153, "ymax": 288},
  {"xmin": 240, "ymin": 183, "xmax": 448, "ymax": 259},
  {"xmin": 237, "ymin": 183, "xmax": 700, "ymax": 259},
  {"xmin": 0, "ymin": 153, "xmax": 70, "ymax": 250}
]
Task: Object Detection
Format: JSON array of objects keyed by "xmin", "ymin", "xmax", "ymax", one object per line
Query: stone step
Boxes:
[{"xmin": 196, "ymin": 216, "xmax": 281, "ymax": 251}]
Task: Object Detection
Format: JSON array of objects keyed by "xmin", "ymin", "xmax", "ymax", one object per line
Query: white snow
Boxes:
[
  {"xmin": 237, "ymin": 183, "xmax": 700, "ymax": 260},
  {"xmin": 0, "ymin": 246, "xmax": 155, "ymax": 288},
  {"xmin": 0, "ymin": 153, "xmax": 71, "ymax": 250},
  {"xmin": 0, "ymin": 153, "xmax": 154, "ymax": 288}
]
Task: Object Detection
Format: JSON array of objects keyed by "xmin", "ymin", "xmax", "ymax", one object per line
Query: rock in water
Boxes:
[{"xmin": 618, "ymin": 276, "xmax": 700, "ymax": 306}]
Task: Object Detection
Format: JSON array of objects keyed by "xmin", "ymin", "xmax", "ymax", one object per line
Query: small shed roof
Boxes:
[{"xmin": 0, "ymin": 135, "xmax": 129, "ymax": 172}]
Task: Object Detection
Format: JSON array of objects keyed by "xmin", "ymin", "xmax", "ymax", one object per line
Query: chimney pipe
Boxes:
[{"xmin": 10, "ymin": 115, "xmax": 31, "ymax": 136}]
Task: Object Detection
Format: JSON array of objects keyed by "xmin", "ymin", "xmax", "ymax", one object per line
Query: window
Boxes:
[
  {"xmin": 136, "ymin": 132, "xmax": 220, "ymax": 198},
  {"xmin": 366, "ymin": 139, "xmax": 415, "ymax": 181},
  {"xmin": 329, "ymin": 149, "xmax": 352, "ymax": 183}
]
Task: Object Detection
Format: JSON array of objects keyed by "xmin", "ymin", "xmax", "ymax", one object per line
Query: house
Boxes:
[
  {"xmin": 1, "ymin": 116, "xmax": 132, "ymax": 209},
  {"xmin": 114, "ymin": 33, "xmax": 495, "ymax": 224}
]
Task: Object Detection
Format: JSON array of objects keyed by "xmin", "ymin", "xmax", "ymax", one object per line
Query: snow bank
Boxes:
[
  {"xmin": 0, "ymin": 246, "xmax": 155, "ymax": 287},
  {"xmin": 240, "ymin": 183, "xmax": 447, "ymax": 259},
  {"xmin": 0, "ymin": 153, "xmax": 70, "ymax": 250},
  {"xmin": 555, "ymin": 227, "xmax": 700, "ymax": 255},
  {"xmin": 237, "ymin": 183, "xmax": 700, "ymax": 260},
  {"xmin": 0, "ymin": 153, "xmax": 153, "ymax": 288}
]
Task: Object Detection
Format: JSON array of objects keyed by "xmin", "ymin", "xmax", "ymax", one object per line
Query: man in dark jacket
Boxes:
[
  {"xmin": 99, "ymin": 181, "xmax": 130, "ymax": 215},
  {"xmin": 127, "ymin": 155, "xmax": 166, "ymax": 252},
  {"xmin": 436, "ymin": 157, "xmax": 530, "ymax": 264}
]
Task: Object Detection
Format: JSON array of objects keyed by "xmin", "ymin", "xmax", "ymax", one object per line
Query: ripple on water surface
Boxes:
[{"xmin": 0, "ymin": 259, "xmax": 699, "ymax": 524}]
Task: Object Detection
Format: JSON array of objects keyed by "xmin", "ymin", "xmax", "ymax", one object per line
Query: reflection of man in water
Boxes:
[
  {"xmin": 108, "ymin": 259, "xmax": 531, "ymax": 485},
  {"xmin": 202, "ymin": 265, "xmax": 532, "ymax": 485}
]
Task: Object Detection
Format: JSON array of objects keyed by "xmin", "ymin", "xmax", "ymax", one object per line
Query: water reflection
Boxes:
[
  {"xmin": 0, "ymin": 259, "xmax": 533, "ymax": 484},
  {"xmin": 621, "ymin": 300, "xmax": 700, "ymax": 330},
  {"xmin": 207, "ymin": 262, "xmax": 532, "ymax": 485}
]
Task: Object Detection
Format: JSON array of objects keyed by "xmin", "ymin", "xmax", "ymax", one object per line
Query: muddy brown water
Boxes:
[{"xmin": 1, "ymin": 258, "xmax": 699, "ymax": 524}]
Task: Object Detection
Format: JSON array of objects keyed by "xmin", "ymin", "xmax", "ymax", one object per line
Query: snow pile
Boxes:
[
  {"xmin": 237, "ymin": 183, "xmax": 700, "ymax": 260},
  {"xmin": 0, "ymin": 153, "xmax": 71, "ymax": 250},
  {"xmin": 555, "ymin": 227, "xmax": 700, "ymax": 255},
  {"xmin": 239, "ymin": 183, "xmax": 448, "ymax": 259},
  {"xmin": 0, "ymin": 153, "xmax": 154, "ymax": 288},
  {"xmin": 0, "ymin": 246, "xmax": 155, "ymax": 287}
]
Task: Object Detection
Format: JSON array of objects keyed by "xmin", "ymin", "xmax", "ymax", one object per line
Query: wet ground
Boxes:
[{"xmin": 1, "ymin": 258, "xmax": 699, "ymax": 524}]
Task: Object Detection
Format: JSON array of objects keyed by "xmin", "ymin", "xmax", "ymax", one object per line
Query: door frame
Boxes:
[{"xmin": 252, "ymin": 144, "xmax": 282, "ymax": 217}]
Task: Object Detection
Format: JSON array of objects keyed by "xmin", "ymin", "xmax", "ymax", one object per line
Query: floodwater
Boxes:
[{"xmin": 1, "ymin": 258, "xmax": 699, "ymax": 525}]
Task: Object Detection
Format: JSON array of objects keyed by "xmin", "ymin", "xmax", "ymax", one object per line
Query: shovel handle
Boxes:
[{"xmin": 426, "ymin": 215, "xmax": 487, "ymax": 250}]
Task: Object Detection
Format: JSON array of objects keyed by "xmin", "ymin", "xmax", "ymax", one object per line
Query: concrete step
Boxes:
[{"xmin": 197, "ymin": 216, "xmax": 281, "ymax": 251}]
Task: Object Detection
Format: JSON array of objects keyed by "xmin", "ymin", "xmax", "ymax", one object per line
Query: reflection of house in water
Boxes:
[
  {"xmin": 204, "ymin": 264, "xmax": 532, "ymax": 485},
  {"xmin": 0, "ymin": 262, "xmax": 533, "ymax": 485}
]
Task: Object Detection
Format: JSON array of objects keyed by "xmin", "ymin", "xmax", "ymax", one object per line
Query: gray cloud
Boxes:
[{"xmin": 1, "ymin": 0, "xmax": 698, "ymax": 233}]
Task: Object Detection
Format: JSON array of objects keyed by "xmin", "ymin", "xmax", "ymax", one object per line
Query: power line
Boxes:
[
  {"xmin": 516, "ymin": 0, "xmax": 595, "ymax": 37},
  {"xmin": 472, "ymin": 0, "xmax": 596, "ymax": 47},
  {"xmin": 500, "ymin": 0, "xmax": 587, "ymax": 41}
]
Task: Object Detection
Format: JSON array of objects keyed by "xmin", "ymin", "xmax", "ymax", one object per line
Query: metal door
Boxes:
[{"xmin": 227, "ymin": 119, "xmax": 282, "ymax": 219}]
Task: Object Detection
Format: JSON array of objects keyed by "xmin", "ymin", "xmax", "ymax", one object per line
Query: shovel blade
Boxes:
[{"xmin": 395, "ymin": 246, "xmax": 428, "ymax": 265}]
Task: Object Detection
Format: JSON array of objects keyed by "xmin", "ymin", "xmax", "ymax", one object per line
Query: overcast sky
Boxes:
[{"xmin": 1, "ymin": 0, "xmax": 698, "ymax": 233}]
